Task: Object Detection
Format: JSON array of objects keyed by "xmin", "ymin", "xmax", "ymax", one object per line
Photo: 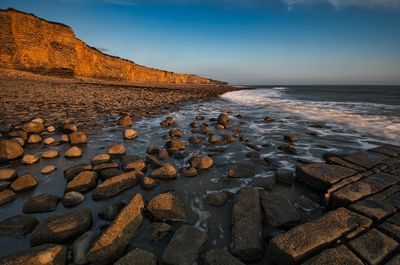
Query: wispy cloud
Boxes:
[{"xmin": 282, "ymin": 0, "xmax": 400, "ymax": 10}]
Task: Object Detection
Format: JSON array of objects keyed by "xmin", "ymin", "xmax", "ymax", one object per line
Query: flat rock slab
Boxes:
[
  {"xmin": 87, "ymin": 193, "xmax": 144, "ymax": 265},
  {"xmin": 23, "ymin": 194, "xmax": 60, "ymax": 213},
  {"xmin": 370, "ymin": 146, "xmax": 400, "ymax": 157},
  {"xmin": 204, "ymin": 248, "xmax": 245, "ymax": 265},
  {"xmin": 268, "ymin": 207, "xmax": 372, "ymax": 265},
  {"xmin": 261, "ymin": 191, "xmax": 300, "ymax": 228},
  {"xmin": 0, "ymin": 214, "xmax": 39, "ymax": 237},
  {"xmin": 379, "ymin": 221, "xmax": 400, "ymax": 242},
  {"xmin": 0, "ymin": 244, "xmax": 67, "ymax": 265},
  {"xmin": 92, "ymin": 171, "xmax": 142, "ymax": 200},
  {"xmin": 349, "ymin": 198, "xmax": 397, "ymax": 222},
  {"xmin": 232, "ymin": 187, "xmax": 263, "ymax": 261},
  {"xmin": 114, "ymin": 248, "xmax": 157, "ymax": 265},
  {"xmin": 384, "ymin": 190, "xmax": 400, "ymax": 209},
  {"xmin": 162, "ymin": 225, "xmax": 208, "ymax": 265},
  {"xmin": 341, "ymin": 151, "xmax": 388, "ymax": 169},
  {"xmin": 385, "ymin": 253, "xmax": 400, "ymax": 265},
  {"xmin": 302, "ymin": 245, "xmax": 364, "ymax": 265},
  {"xmin": 331, "ymin": 173, "xmax": 400, "ymax": 207},
  {"xmin": 348, "ymin": 228, "xmax": 399, "ymax": 265},
  {"xmin": 297, "ymin": 163, "xmax": 357, "ymax": 190},
  {"xmin": 31, "ymin": 208, "xmax": 92, "ymax": 246},
  {"xmin": 325, "ymin": 156, "xmax": 367, "ymax": 172}
]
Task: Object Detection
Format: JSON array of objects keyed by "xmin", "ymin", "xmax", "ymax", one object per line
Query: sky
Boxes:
[{"xmin": 1, "ymin": 0, "xmax": 400, "ymax": 85}]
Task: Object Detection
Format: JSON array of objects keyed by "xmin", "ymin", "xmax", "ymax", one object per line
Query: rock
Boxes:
[
  {"xmin": 66, "ymin": 171, "xmax": 98, "ymax": 193},
  {"xmin": 0, "ymin": 244, "xmax": 67, "ymax": 265},
  {"xmin": 296, "ymin": 195, "xmax": 319, "ymax": 212},
  {"xmin": 32, "ymin": 118, "xmax": 44, "ymax": 124},
  {"xmin": 62, "ymin": 191, "xmax": 85, "ymax": 207},
  {"xmin": 216, "ymin": 124, "xmax": 224, "ymax": 130},
  {"xmin": 9, "ymin": 130, "xmax": 28, "ymax": 141},
  {"xmin": 232, "ymin": 187, "xmax": 263, "ymax": 261},
  {"xmin": 64, "ymin": 146, "xmax": 83, "ymax": 158},
  {"xmin": 268, "ymin": 207, "xmax": 372, "ymax": 265},
  {"xmin": 147, "ymin": 192, "xmax": 186, "ymax": 221},
  {"xmin": 225, "ymin": 134, "xmax": 237, "ymax": 142},
  {"xmin": 302, "ymin": 245, "xmax": 364, "ymax": 265},
  {"xmin": 160, "ymin": 117, "xmax": 175, "ymax": 127},
  {"xmin": 204, "ymin": 248, "xmax": 245, "ymax": 265},
  {"xmin": 195, "ymin": 115, "xmax": 205, "ymax": 120},
  {"xmin": 228, "ymin": 164, "xmax": 256, "ymax": 178},
  {"xmin": 122, "ymin": 155, "xmax": 146, "ymax": 171},
  {"xmin": 118, "ymin": 115, "xmax": 133, "ymax": 127},
  {"xmin": 22, "ymin": 154, "xmax": 40, "ymax": 165},
  {"xmin": 115, "ymin": 248, "xmax": 157, "ymax": 265},
  {"xmin": 218, "ymin": 113, "xmax": 229, "ymax": 122},
  {"xmin": 251, "ymin": 177, "xmax": 276, "ymax": 190},
  {"xmin": 283, "ymin": 134, "xmax": 298, "ymax": 143},
  {"xmin": 158, "ymin": 149, "xmax": 169, "ymax": 159},
  {"xmin": 348, "ymin": 228, "xmax": 398, "ymax": 265},
  {"xmin": 341, "ymin": 151, "xmax": 388, "ymax": 169},
  {"xmin": 208, "ymin": 134, "xmax": 219, "ymax": 143},
  {"xmin": 141, "ymin": 177, "xmax": 157, "ymax": 189},
  {"xmin": 47, "ymin": 125, "xmax": 56, "ymax": 133},
  {"xmin": 0, "ymin": 189, "xmax": 17, "ymax": 206},
  {"xmin": 146, "ymin": 145, "xmax": 160, "ymax": 155},
  {"xmin": 349, "ymin": 198, "xmax": 396, "ymax": 222},
  {"xmin": 246, "ymin": 151, "xmax": 260, "ymax": 159},
  {"xmin": 27, "ymin": 134, "xmax": 42, "ymax": 144},
  {"xmin": 31, "ymin": 208, "xmax": 92, "ymax": 246},
  {"xmin": 181, "ymin": 166, "xmax": 198, "ymax": 177},
  {"xmin": 10, "ymin": 173, "xmax": 38, "ymax": 192},
  {"xmin": 191, "ymin": 155, "xmax": 214, "ymax": 170},
  {"xmin": 91, "ymin": 153, "xmax": 110, "ymax": 165},
  {"xmin": 0, "ymin": 168, "xmax": 17, "ymax": 181},
  {"xmin": 0, "ymin": 180, "xmax": 10, "ymax": 191},
  {"xmin": 87, "ymin": 193, "xmax": 144, "ymax": 265},
  {"xmin": 207, "ymin": 192, "xmax": 228, "ymax": 206},
  {"xmin": 169, "ymin": 128, "xmax": 183, "ymax": 138},
  {"xmin": 150, "ymin": 222, "xmax": 172, "ymax": 241},
  {"xmin": 72, "ymin": 231, "xmax": 101, "ymax": 265},
  {"xmin": 264, "ymin": 116, "xmax": 273, "ymax": 123},
  {"xmin": 278, "ymin": 144, "xmax": 297, "ymax": 155},
  {"xmin": 0, "ymin": 139, "xmax": 24, "ymax": 161},
  {"xmin": 60, "ymin": 134, "xmax": 69, "ymax": 142},
  {"xmin": 166, "ymin": 139, "xmax": 186, "ymax": 150},
  {"xmin": 92, "ymin": 171, "xmax": 142, "ymax": 200},
  {"xmin": 123, "ymin": 129, "xmax": 138, "ymax": 139},
  {"xmin": 93, "ymin": 161, "xmax": 119, "ymax": 172},
  {"xmin": 14, "ymin": 137, "xmax": 25, "ymax": 146},
  {"xmin": 107, "ymin": 144, "xmax": 126, "ymax": 155},
  {"xmin": 385, "ymin": 253, "xmax": 400, "ymax": 265},
  {"xmin": 23, "ymin": 194, "xmax": 60, "ymax": 213},
  {"xmin": 0, "ymin": 214, "xmax": 39, "ymax": 237},
  {"xmin": 100, "ymin": 168, "xmax": 123, "ymax": 180},
  {"xmin": 261, "ymin": 191, "xmax": 300, "ymax": 228},
  {"xmin": 168, "ymin": 148, "xmax": 185, "ymax": 159},
  {"xmin": 64, "ymin": 164, "xmax": 92, "ymax": 181},
  {"xmin": 69, "ymin": 131, "xmax": 88, "ymax": 144},
  {"xmin": 276, "ymin": 169, "xmax": 294, "ymax": 185},
  {"xmin": 42, "ymin": 149, "xmax": 59, "ymax": 159},
  {"xmin": 63, "ymin": 124, "xmax": 78, "ymax": 133},
  {"xmin": 146, "ymin": 155, "xmax": 163, "ymax": 168},
  {"xmin": 41, "ymin": 165, "xmax": 57, "ymax": 174},
  {"xmin": 98, "ymin": 201, "xmax": 126, "ymax": 221},
  {"xmin": 189, "ymin": 136, "xmax": 201, "ymax": 144},
  {"xmin": 22, "ymin": 121, "xmax": 45, "ymax": 133},
  {"xmin": 162, "ymin": 225, "xmax": 208, "ymax": 265},
  {"xmin": 150, "ymin": 164, "xmax": 177, "ymax": 179}
]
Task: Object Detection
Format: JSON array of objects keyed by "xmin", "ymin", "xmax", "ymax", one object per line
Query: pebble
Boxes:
[
  {"xmin": 21, "ymin": 154, "xmax": 40, "ymax": 165},
  {"xmin": 150, "ymin": 222, "xmax": 172, "ymax": 241},
  {"xmin": 27, "ymin": 134, "xmax": 42, "ymax": 144},
  {"xmin": 107, "ymin": 144, "xmax": 126, "ymax": 155},
  {"xmin": 62, "ymin": 191, "xmax": 85, "ymax": 207},
  {"xmin": 41, "ymin": 165, "xmax": 56, "ymax": 174},
  {"xmin": 42, "ymin": 149, "xmax": 59, "ymax": 159},
  {"xmin": 43, "ymin": 137, "xmax": 55, "ymax": 145},
  {"xmin": 150, "ymin": 164, "xmax": 177, "ymax": 179},
  {"xmin": 91, "ymin": 153, "xmax": 111, "ymax": 165},
  {"xmin": 123, "ymin": 129, "xmax": 138, "ymax": 139},
  {"xmin": 118, "ymin": 115, "xmax": 133, "ymax": 127},
  {"xmin": 65, "ymin": 146, "xmax": 83, "ymax": 158},
  {"xmin": 46, "ymin": 125, "xmax": 56, "ymax": 133},
  {"xmin": 69, "ymin": 131, "xmax": 88, "ymax": 144},
  {"xmin": 181, "ymin": 166, "xmax": 198, "ymax": 177},
  {"xmin": 23, "ymin": 194, "xmax": 60, "ymax": 213}
]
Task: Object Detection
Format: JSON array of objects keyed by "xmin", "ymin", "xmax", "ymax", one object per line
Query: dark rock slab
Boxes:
[
  {"xmin": 385, "ymin": 253, "xmax": 400, "ymax": 265},
  {"xmin": 92, "ymin": 161, "xmax": 120, "ymax": 172},
  {"xmin": 261, "ymin": 191, "xmax": 300, "ymax": 228},
  {"xmin": 98, "ymin": 201, "xmax": 126, "ymax": 221},
  {"xmin": 387, "ymin": 212, "xmax": 400, "ymax": 226},
  {"xmin": 122, "ymin": 155, "xmax": 146, "ymax": 172},
  {"xmin": 268, "ymin": 207, "xmax": 372, "ymax": 265},
  {"xmin": 99, "ymin": 168, "xmax": 124, "ymax": 180},
  {"xmin": 276, "ymin": 169, "xmax": 294, "ymax": 185},
  {"xmin": 0, "ymin": 168, "xmax": 17, "ymax": 181},
  {"xmin": 0, "ymin": 214, "xmax": 39, "ymax": 237},
  {"xmin": 251, "ymin": 176, "xmax": 276, "ymax": 190},
  {"xmin": 302, "ymin": 245, "xmax": 363, "ymax": 265},
  {"xmin": 341, "ymin": 151, "xmax": 388, "ymax": 169},
  {"xmin": 207, "ymin": 191, "xmax": 228, "ymax": 206},
  {"xmin": 23, "ymin": 194, "xmax": 60, "ymax": 213},
  {"xmin": 204, "ymin": 248, "xmax": 245, "ymax": 265},
  {"xmin": 232, "ymin": 187, "xmax": 263, "ymax": 261},
  {"xmin": 147, "ymin": 192, "xmax": 186, "ymax": 221},
  {"xmin": 87, "ymin": 193, "xmax": 144, "ymax": 265},
  {"xmin": 150, "ymin": 222, "xmax": 171, "ymax": 241},
  {"xmin": 379, "ymin": 221, "xmax": 400, "ymax": 242},
  {"xmin": 384, "ymin": 191, "xmax": 400, "ymax": 209},
  {"xmin": 325, "ymin": 155, "xmax": 366, "ymax": 171},
  {"xmin": 92, "ymin": 171, "xmax": 142, "ymax": 200},
  {"xmin": 64, "ymin": 164, "xmax": 92, "ymax": 182},
  {"xmin": 349, "ymin": 198, "xmax": 397, "ymax": 222},
  {"xmin": 0, "ymin": 244, "xmax": 67, "ymax": 265},
  {"xmin": 0, "ymin": 189, "xmax": 17, "ymax": 206},
  {"xmin": 72, "ymin": 230, "xmax": 101, "ymax": 265},
  {"xmin": 0, "ymin": 180, "xmax": 9, "ymax": 191},
  {"xmin": 162, "ymin": 225, "xmax": 208, "ymax": 265},
  {"xmin": 65, "ymin": 170, "xmax": 98, "ymax": 193},
  {"xmin": 370, "ymin": 146, "xmax": 400, "ymax": 157},
  {"xmin": 31, "ymin": 209, "xmax": 92, "ymax": 246},
  {"xmin": 296, "ymin": 163, "xmax": 357, "ymax": 190},
  {"xmin": 228, "ymin": 164, "xmax": 256, "ymax": 179},
  {"xmin": 348, "ymin": 228, "xmax": 399, "ymax": 265},
  {"xmin": 146, "ymin": 155, "xmax": 163, "ymax": 168},
  {"xmin": 10, "ymin": 173, "xmax": 38, "ymax": 192},
  {"xmin": 115, "ymin": 248, "xmax": 157, "ymax": 265}
]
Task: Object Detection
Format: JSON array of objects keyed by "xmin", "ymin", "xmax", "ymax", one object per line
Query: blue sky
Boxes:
[{"xmin": 1, "ymin": 0, "xmax": 400, "ymax": 85}]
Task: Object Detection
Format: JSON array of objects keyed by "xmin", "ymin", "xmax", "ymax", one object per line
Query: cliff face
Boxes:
[{"xmin": 0, "ymin": 9, "xmax": 223, "ymax": 84}]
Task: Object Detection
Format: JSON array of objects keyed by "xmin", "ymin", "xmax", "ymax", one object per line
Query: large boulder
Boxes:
[
  {"xmin": 23, "ymin": 194, "xmax": 60, "ymax": 213},
  {"xmin": 0, "ymin": 140, "xmax": 24, "ymax": 161},
  {"xmin": 0, "ymin": 244, "xmax": 67, "ymax": 265},
  {"xmin": 92, "ymin": 171, "xmax": 142, "ymax": 200},
  {"xmin": 261, "ymin": 191, "xmax": 300, "ymax": 228},
  {"xmin": 122, "ymin": 155, "xmax": 146, "ymax": 171},
  {"xmin": 147, "ymin": 192, "xmax": 186, "ymax": 221},
  {"xmin": 0, "ymin": 214, "xmax": 39, "ymax": 237}
]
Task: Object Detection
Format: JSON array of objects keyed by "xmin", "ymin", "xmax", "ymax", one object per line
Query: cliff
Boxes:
[{"xmin": 0, "ymin": 8, "xmax": 224, "ymax": 84}]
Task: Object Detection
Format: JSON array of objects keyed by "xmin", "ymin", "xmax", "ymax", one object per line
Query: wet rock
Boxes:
[
  {"xmin": 251, "ymin": 177, "xmax": 276, "ymax": 190},
  {"xmin": 150, "ymin": 222, "xmax": 172, "ymax": 241},
  {"xmin": 0, "ymin": 214, "xmax": 39, "ymax": 237},
  {"xmin": 218, "ymin": 113, "xmax": 229, "ymax": 122},
  {"xmin": 341, "ymin": 151, "xmax": 388, "ymax": 169},
  {"xmin": 122, "ymin": 155, "xmax": 146, "ymax": 171},
  {"xmin": 100, "ymin": 168, "xmax": 123, "ymax": 180},
  {"xmin": 146, "ymin": 154, "xmax": 163, "ymax": 168},
  {"xmin": 276, "ymin": 169, "xmax": 294, "ymax": 185},
  {"xmin": 0, "ymin": 180, "xmax": 10, "ymax": 191},
  {"xmin": 0, "ymin": 244, "xmax": 67, "ymax": 265},
  {"xmin": 93, "ymin": 161, "xmax": 119, "ymax": 172},
  {"xmin": 189, "ymin": 136, "xmax": 201, "ymax": 144},
  {"xmin": 66, "ymin": 171, "xmax": 98, "ymax": 193},
  {"xmin": 0, "ymin": 189, "xmax": 17, "ymax": 206},
  {"xmin": 225, "ymin": 134, "xmax": 237, "ymax": 142},
  {"xmin": 62, "ymin": 191, "xmax": 85, "ymax": 207},
  {"xmin": 302, "ymin": 245, "xmax": 364, "ymax": 265},
  {"xmin": 228, "ymin": 164, "xmax": 256, "ymax": 178},
  {"xmin": 123, "ymin": 129, "xmax": 138, "ymax": 139},
  {"xmin": 22, "ymin": 121, "xmax": 45, "ymax": 134},
  {"xmin": 42, "ymin": 149, "xmax": 59, "ymax": 159},
  {"xmin": 195, "ymin": 115, "xmax": 205, "ymax": 120},
  {"xmin": 169, "ymin": 128, "xmax": 183, "ymax": 138},
  {"xmin": 23, "ymin": 194, "xmax": 60, "ymax": 213},
  {"xmin": 296, "ymin": 195, "xmax": 319, "ymax": 212},
  {"xmin": 150, "ymin": 164, "xmax": 177, "ymax": 179},
  {"xmin": 118, "ymin": 115, "xmax": 133, "ymax": 127},
  {"xmin": 14, "ymin": 137, "xmax": 25, "ymax": 146},
  {"xmin": 208, "ymin": 134, "xmax": 219, "ymax": 143},
  {"xmin": 261, "ymin": 191, "xmax": 300, "ymax": 228},
  {"xmin": 207, "ymin": 191, "xmax": 228, "ymax": 206},
  {"xmin": 60, "ymin": 134, "xmax": 69, "ymax": 142},
  {"xmin": 385, "ymin": 253, "xmax": 400, "ymax": 265},
  {"xmin": 181, "ymin": 166, "xmax": 198, "ymax": 177},
  {"xmin": 64, "ymin": 164, "xmax": 92, "ymax": 181},
  {"xmin": 0, "ymin": 168, "xmax": 17, "ymax": 181},
  {"xmin": 64, "ymin": 146, "xmax": 83, "ymax": 158},
  {"xmin": 146, "ymin": 145, "xmax": 160, "ymax": 155},
  {"xmin": 115, "ymin": 248, "xmax": 157, "ymax": 265},
  {"xmin": 191, "ymin": 155, "xmax": 214, "ymax": 170},
  {"xmin": 204, "ymin": 248, "xmax": 245, "ymax": 265},
  {"xmin": 92, "ymin": 171, "xmax": 143, "ymax": 200},
  {"xmin": 147, "ymin": 192, "xmax": 186, "ymax": 221},
  {"xmin": 0, "ymin": 139, "xmax": 24, "ymax": 161},
  {"xmin": 98, "ymin": 201, "xmax": 126, "ymax": 221},
  {"xmin": 87, "ymin": 193, "xmax": 144, "ymax": 265},
  {"xmin": 283, "ymin": 134, "xmax": 298, "ymax": 143},
  {"xmin": 350, "ymin": 198, "xmax": 396, "ymax": 222},
  {"xmin": 232, "ymin": 187, "xmax": 263, "ymax": 261},
  {"xmin": 31, "ymin": 208, "xmax": 92, "ymax": 246},
  {"xmin": 27, "ymin": 134, "xmax": 42, "ymax": 144},
  {"xmin": 264, "ymin": 116, "xmax": 273, "ymax": 123},
  {"xmin": 107, "ymin": 144, "xmax": 126, "ymax": 155},
  {"xmin": 141, "ymin": 177, "xmax": 157, "ymax": 189},
  {"xmin": 278, "ymin": 144, "xmax": 297, "ymax": 155},
  {"xmin": 160, "ymin": 117, "xmax": 175, "ymax": 128},
  {"xmin": 69, "ymin": 131, "xmax": 88, "ymax": 144},
  {"xmin": 22, "ymin": 154, "xmax": 40, "ymax": 165},
  {"xmin": 168, "ymin": 149, "xmax": 185, "ymax": 159},
  {"xmin": 166, "ymin": 139, "xmax": 186, "ymax": 150},
  {"xmin": 216, "ymin": 124, "xmax": 224, "ymax": 130},
  {"xmin": 47, "ymin": 125, "xmax": 56, "ymax": 133},
  {"xmin": 91, "ymin": 153, "xmax": 111, "ymax": 165},
  {"xmin": 162, "ymin": 225, "xmax": 208, "ymax": 265},
  {"xmin": 246, "ymin": 151, "xmax": 260, "ymax": 159},
  {"xmin": 10, "ymin": 173, "xmax": 38, "ymax": 192},
  {"xmin": 159, "ymin": 149, "xmax": 169, "ymax": 159},
  {"xmin": 41, "ymin": 165, "xmax": 56, "ymax": 174},
  {"xmin": 72, "ymin": 230, "xmax": 101, "ymax": 265},
  {"xmin": 9, "ymin": 130, "xmax": 28, "ymax": 141},
  {"xmin": 63, "ymin": 124, "xmax": 78, "ymax": 133}
]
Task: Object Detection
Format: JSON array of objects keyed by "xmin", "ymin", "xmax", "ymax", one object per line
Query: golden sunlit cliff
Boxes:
[{"xmin": 0, "ymin": 8, "xmax": 224, "ymax": 84}]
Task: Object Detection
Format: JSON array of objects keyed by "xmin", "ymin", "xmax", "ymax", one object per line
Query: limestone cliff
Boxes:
[{"xmin": 0, "ymin": 8, "xmax": 224, "ymax": 84}]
